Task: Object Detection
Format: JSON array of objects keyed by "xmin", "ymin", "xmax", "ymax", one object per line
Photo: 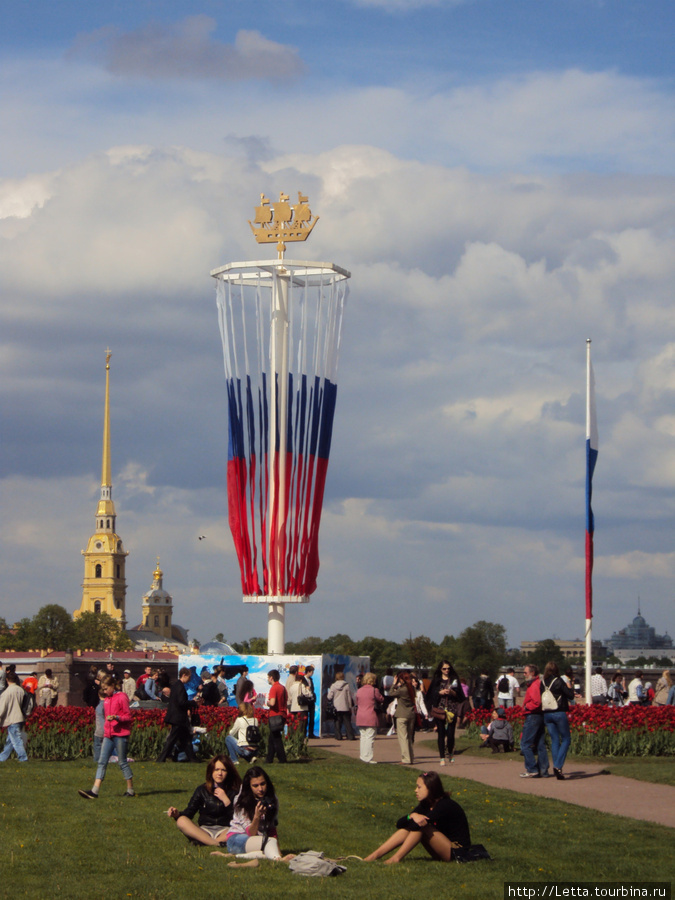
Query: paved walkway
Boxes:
[{"xmin": 312, "ymin": 734, "xmax": 675, "ymax": 829}]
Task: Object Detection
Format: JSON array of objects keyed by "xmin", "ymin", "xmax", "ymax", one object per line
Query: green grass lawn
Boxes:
[
  {"xmin": 443, "ymin": 733, "xmax": 675, "ymax": 786},
  {"xmin": 1, "ymin": 751, "xmax": 674, "ymax": 900}
]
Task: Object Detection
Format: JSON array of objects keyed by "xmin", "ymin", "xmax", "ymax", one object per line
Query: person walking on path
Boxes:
[
  {"xmin": 157, "ymin": 668, "xmax": 199, "ymax": 763},
  {"xmin": 541, "ymin": 661, "xmax": 574, "ymax": 780},
  {"xmin": 328, "ymin": 672, "xmax": 356, "ymax": 741},
  {"xmin": 388, "ymin": 671, "xmax": 417, "ymax": 765},
  {"xmin": 356, "ymin": 673, "xmax": 383, "ymax": 764},
  {"xmin": 519, "ymin": 664, "xmax": 549, "ymax": 779},
  {"xmin": 426, "ymin": 661, "xmax": 462, "ymax": 766},
  {"xmin": 0, "ymin": 672, "xmax": 28, "ymax": 762},
  {"xmin": 79, "ymin": 675, "xmax": 135, "ymax": 798}
]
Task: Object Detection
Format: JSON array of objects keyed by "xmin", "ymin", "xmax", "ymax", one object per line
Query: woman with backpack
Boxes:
[
  {"xmin": 226, "ymin": 702, "xmax": 261, "ymax": 764},
  {"xmin": 167, "ymin": 754, "xmax": 242, "ymax": 845},
  {"xmin": 541, "ymin": 661, "xmax": 575, "ymax": 780}
]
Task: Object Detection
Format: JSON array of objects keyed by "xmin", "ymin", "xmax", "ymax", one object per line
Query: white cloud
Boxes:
[{"xmin": 1, "ymin": 142, "xmax": 675, "ymax": 645}]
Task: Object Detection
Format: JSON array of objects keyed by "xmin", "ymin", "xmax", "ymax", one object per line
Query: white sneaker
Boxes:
[{"xmin": 440, "ymin": 759, "xmax": 446, "ymax": 766}]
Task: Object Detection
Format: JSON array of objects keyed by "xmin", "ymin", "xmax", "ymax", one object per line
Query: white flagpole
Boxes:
[{"xmin": 584, "ymin": 338, "xmax": 597, "ymax": 704}]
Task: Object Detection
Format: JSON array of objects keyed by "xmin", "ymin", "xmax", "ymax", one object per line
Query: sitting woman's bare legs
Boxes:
[
  {"xmin": 421, "ymin": 828, "xmax": 454, "ymax": 862},
  {"xmin": 175, "ymin": 816, "xmax": 224, "ymax": 846},
  {"xmin": 366, "ymin": 826, "xmax": 453, "ymax": 864},
  {"xmin": 364, "ymin": 829, "xmax": 413, "ymax": 862}
]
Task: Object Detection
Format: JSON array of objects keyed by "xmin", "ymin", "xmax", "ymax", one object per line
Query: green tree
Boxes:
[
  {"xmin": 73, "ymin": 612, "xmax": 134, "ymax": 651},
  {"xmin": 285, "ymin": 636, "xmax": 323, "ymax": 655},
  {"xmin": 454, "ymin": 621, "xmax": 507, "ymax": 680},
  {"xmin": 0, "ymin": 617, "xmax": 15, "ymax": 650},
  {"xmin": 10, "ymin": 617, "xmax": 40, "ymax": 651},
  {"xmin": 354, "ymin": 637, "xmax": 402, "ymax": 673},
  {"xmin": 319, "ymin": 634, "xmax": 357, "ymax": 656},
  {"xmin": 434, "ymin": 634, "xmax": 460, "ymax": 671},
  {"xmin": 248, "ymin": 636, "xmax": 268, "ymax": 655},
  {"xmin": 526, "ymin": 638, "xmax": 567, "ymax": 673},
  {"xmin": 29, "ymin": 604, "xmax": 75, "ymax": 650},
  {"xmin": 402, "ymin": 635, "xmax": 437, "ymax": 670}
]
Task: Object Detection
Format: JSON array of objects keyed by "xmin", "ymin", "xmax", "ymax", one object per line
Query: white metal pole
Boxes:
[
  {"xmin": 267, "ymin": 265, "xmax": 289, "ymax": 653},
  {"xmin": 585, "ymin": 338, "xmax": 592, "ymax": 703},
  {"xmin": 268, "ymin": 602, "xmax": 285, "ymax": 656}
]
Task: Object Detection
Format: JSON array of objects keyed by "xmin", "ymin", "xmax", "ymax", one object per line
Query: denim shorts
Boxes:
[{"xmin": 226, "ymin": 833, "xmax": 249, "ymax": 854}]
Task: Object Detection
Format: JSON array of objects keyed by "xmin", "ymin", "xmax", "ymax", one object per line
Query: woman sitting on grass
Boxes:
[
  {"xmin": 364, "ymin": 772, "xmax": 471, "ymax": 864},
  {"xmin": 225, "ymin": 702, "xmax": 260, "ymax": 765},
  {"xmin": 166, "ymin": 755, "xmax": 241, "ymax": 846},
  {"xmin": 211, "ymin": 766, "xmax": 294, "ymax": 868}
]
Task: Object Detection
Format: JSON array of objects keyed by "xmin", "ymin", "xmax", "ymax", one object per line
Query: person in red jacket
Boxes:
[
  {"xmin": 79, "ymin": 676, "xmax": 135, "ymax": 799},
  {"xmin": 519, "ymin": 664, "xmax": 549, "ymax": 778},
  {"xmin": 265, "ymin": 670, "xmax": 288, "ymax": 765}
]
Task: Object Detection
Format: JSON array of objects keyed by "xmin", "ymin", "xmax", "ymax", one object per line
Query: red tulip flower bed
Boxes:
[
  {"xmin": 5, "ymin": 705, "xmax": 307, "ymax": 761},
  {"xmin": 464, "ymin": 704, "xmax": 675, "ymax": 756}
]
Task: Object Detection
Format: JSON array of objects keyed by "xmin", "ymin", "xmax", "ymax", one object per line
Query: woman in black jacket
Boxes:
[
  {"xmin": 426, "ymin": 661, "xmax": 463, "ymax": 766},
  {"xmin": 167, "ymin": 755, "xmax": 242, "ymax": 845},
  {"xmin": 364, "ymin": 772, "xmax": 471, "ymax": 864}
]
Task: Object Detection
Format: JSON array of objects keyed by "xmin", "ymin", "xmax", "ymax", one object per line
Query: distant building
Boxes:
[
  {"xmin": 520, "ymin": 639, "xmax": 607, "ymax": 659},
  {"xmin": 74, "ymin": 351, "xmax": 128, "ymax": 627},
  {"xmin": 605, "ymin": 606, "xmax": 672, "ymax": 656},
  {"xmin": 127, "ymin": 561, "xmax": 190, "ymax": 652}
]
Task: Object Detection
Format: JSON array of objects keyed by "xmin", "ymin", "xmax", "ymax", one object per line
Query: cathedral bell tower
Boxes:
[
  {"xmin": 75, "ymin": 350, "xmax": 128, "ymax": 626},
  {"xmin": 142, "ymin": 559, "xmax": 174, "ymax": 639}
]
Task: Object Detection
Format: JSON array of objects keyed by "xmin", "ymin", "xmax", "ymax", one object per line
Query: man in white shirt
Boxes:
[
  {"xmin": 590, "ymin": 667, "xmax": 608, "ymax": 704},
  {"xmin": 495, "ymin": 668, "xmax": 520, "ymax": 708},
  {"xmin": 628, "ymin": 672, "xmax": 645, "ymax": 705}
]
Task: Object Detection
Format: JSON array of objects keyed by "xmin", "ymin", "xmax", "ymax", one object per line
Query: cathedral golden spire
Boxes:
[
  {"xmin": 76, "ymin": 348, "xmax": 128, "ymax": 626},
  {"xmin": 96, "ymin": 349, "xmax": 115, "ymax": 519}
]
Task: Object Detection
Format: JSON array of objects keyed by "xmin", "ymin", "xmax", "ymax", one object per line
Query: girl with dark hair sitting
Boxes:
[
  {"xmin": 211, "ymin": 766, "xmax": 294, "ymax": 868},
  {"xmin": 364, "ymin": 772, "xmax": 471, "ymax": 864},
  {"xmin": 167, "ymin": 754, "xmax": 241, "ymax": 845}
]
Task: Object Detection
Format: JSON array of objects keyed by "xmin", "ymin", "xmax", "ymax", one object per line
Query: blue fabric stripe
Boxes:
[{"xmin": 586, "ymin": 439, "xmax": 597, "ymax": 534}]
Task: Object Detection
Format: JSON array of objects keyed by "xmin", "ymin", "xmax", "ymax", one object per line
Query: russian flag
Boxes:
[{"xmin": 585, "ymin": 341, "xmax": 598, "ymax": 619}]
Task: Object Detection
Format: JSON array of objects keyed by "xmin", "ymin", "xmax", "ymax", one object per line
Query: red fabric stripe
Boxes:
[{"xmin": 585, "ymin": 530, "xmax": 593, "ymax": 619}]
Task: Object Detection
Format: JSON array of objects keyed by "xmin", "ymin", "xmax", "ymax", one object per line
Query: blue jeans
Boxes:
[
  {"xmin": 544, "ymin": 710, "xmax": 571, "ymax": 770},
  {"xmin": 225, "ymin": 735, "xmax": 254, "ymax": 763},
  {"xmin": 520, "ymin": 713, "xmax": 548, "ymax": 774},
  {"xmin": 96, "ymin": 736, "xmax": 133, "ymax": 782},
  {"xmin": 0, "ymin": 723, "xmax": 28, "ymax": 762},
  {"xmin": 226, "ymin": 833, "xmax": 249, "ymax": 854}
]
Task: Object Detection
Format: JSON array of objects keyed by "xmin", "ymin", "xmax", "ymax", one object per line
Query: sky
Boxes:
[{"xmin": 2, "ymin": 0, "xmax": 675, "ymax": 650}]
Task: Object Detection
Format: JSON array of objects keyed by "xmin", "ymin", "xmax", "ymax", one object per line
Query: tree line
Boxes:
[
  {"xmin": 0, "ymin": 604, "xmax": 134, "ymax": 652},
  {"xmin": 2, "ymin": 606, "xmax": 619, "ymax": 677}
]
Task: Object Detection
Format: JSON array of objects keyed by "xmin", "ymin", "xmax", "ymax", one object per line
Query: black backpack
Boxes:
[
  {"xmin": 21, "ymin": 688, "xmax": 36, "ymax": 719},
  {"xmin": 246, "ymin": 720, "xmax": 262, "ymax": 746},
  {"xmin": 498, "ymin": 676, "xmax": 510, "ymax": 693}
]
